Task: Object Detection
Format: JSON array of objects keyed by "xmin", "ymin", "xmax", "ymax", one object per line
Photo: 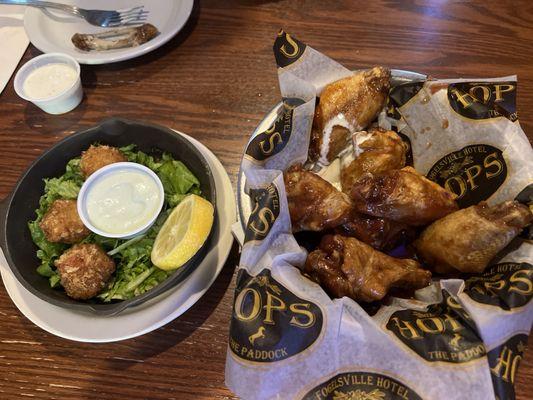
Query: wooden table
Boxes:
[{"xmin": 0, "ymin": 1, "xmax": 531, "ymax": 399}]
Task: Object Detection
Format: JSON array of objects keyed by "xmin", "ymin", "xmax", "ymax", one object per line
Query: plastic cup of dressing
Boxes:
[{"xmin": 14, "ymin": 53, "xmax": 83, "ymax": 115}]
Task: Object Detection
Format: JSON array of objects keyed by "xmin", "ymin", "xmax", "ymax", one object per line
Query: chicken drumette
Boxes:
[
  {"xmin": 414, "ymin": 201, "xmax": 533, "ymax": 274},
  {"xmin": 309, "ymin": 67, "xmax": 391, "ymax": 165},
  {"xmin": 335, "ymin": 210, "xmax": 414, "ymax": 251},
  {"xmin": 284, "ymin": 164, "xmax": 352, "ymax": 232},
  {"xmin": 341, "ymin": 127, "xmax": 407, "ymax": 193},
  {"xmin": 350, "ymin": 167, "xmax": 458, "ymax": 226},
  {"xmin": 284, "ymin": 164, "xmax": 412, "ymax": 250},
  {"xmin": 305, "ymin": 234, "xmax": 431, "ymax": 302}
]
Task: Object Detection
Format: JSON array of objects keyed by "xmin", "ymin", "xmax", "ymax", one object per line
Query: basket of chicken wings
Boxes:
[{"xmin": 226, "ymin": 31, "xmax": 533, "ymax": 400}]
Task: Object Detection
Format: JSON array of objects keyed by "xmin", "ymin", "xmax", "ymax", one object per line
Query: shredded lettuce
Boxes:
[
  {"xmin": 120, "ymin": 145, "xmax": 201, "ymax": 207},
  {"xmin": 28, "ymin": 145, "xmax": 201, "ymax": 301},
  {"xmin": 28, "ymin": 158, "xmax": 84, "ymax": 286}
]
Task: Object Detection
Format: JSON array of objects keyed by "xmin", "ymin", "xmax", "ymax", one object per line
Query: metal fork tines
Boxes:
[
  {"xmin": 0, "ymin": 1, "xmax": 149, "ymax": 27},
  {"xmin": 78, "ymin": 6, "xmax": 149, "ymax": 28}
]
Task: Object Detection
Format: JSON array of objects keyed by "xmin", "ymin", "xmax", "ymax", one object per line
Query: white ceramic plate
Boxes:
[
  {"xmin": 23, "ymin": 0, "xmax": 193, "ymax": 64},
  {"xmin": 0, "ymin": 131, "xmax": 236, "ymax": 342}
]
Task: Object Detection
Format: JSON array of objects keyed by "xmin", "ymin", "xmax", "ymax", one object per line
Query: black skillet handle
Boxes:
[{"xmin": 0, "ymin": 194, "xmax": 10, "ymax": 253}]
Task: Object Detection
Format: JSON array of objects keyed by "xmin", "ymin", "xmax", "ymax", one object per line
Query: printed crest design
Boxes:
[
  {"xmin": 488, "ymin": 334, "xmax": 528, "ymax": 400},
  {"xmin": 464, "ymin": 262, "xmax": 533, "ymax": 310},
  {"xmin": 301, "ymin": 372, "xmax": 422, "ymax": 400},
  {"xmin": 333, "ymin": 389, "xmax": 384, "ymax": 400},
  {"xmin": 387, "ymin": 81, "xmax": 425, "ymax": 121},
  {"xmin": 244, "ymin": 184, "xmax": 280, "ymax": 243},
  {"xmin": 229, "ymin": 269, "xmax": 323, "ymax": 363},
  {"xmin": 447, "ymin": 81, "xmax": 517, "ymax": 121},
  {"xmin": 273, "ymin": 30, "xmax": 307, "ymax": 68},
  {"xmin": 245, "ymin": 101, "xmax": 297, "ymax": 163},
  {"xmin": 426, "ymin": 144, "xmax": 507, "ymax": 208},
  {"xmin": 386, "ymin": 290, "xmax": 486, "ymax": 363}
]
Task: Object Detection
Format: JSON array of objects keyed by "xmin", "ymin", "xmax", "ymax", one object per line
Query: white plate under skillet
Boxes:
[
  {"xmin": 0, "ymin": 131, "xmax": 236, "ymax": 343},
  {"xmin": 23, "ymin": 0, "xmax": 194, "ymax": 64},
  {"xmin": 236, "ymin": 69, "xmax": 427, "ymax": 235}
]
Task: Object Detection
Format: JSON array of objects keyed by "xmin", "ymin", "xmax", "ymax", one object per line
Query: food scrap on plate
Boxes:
[{"xmin": 72, "ymin": 23, "xmax": 159, "ymax": 52}]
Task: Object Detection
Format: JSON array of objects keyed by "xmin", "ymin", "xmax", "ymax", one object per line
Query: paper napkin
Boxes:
[{"xmin": 0, "ymin": 5, "xmax": 30, "ymax": 95}]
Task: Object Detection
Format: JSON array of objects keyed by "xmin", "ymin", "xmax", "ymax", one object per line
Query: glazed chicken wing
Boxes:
[
  {"xmin": 335, "ymin": 210, "xmax": 414, "ymax": 251},
  {"xmin": 414, "ymin": 201, "xmax": 533, "ymax": 274},
  {"xmin": 309, "ymin": 67, "xmax": 391, "ymax": 165},
  {"xmin": 284, "ymin": 164, "xmax": 352, "ymax": 232},
  {"xmin": 305, "ymin": 235, "xmax": 431, "ymax": 302},
  {"xmin": 350, "ymin": 167, "xmax": 458, "ymax": 226},
  {"xmin": 341, "ymin": 127, "xmax": 407, "ymax": 192}
]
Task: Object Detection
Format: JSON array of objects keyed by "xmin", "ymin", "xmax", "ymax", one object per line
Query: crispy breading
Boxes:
[
  {"xmin": 55, "ymin": 243, "xmax": 115, "ymax": 300},
  {"xmin": 39, "ymin": 199, "xmax": 89, "ymax": 244},
  {"xmin": 80, "ymin": 144, "xmax": 126, "ymax": 178}
]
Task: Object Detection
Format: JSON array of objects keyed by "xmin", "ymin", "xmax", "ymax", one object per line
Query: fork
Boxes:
[{"xmin": 0, "ymin": 0, "xmax": 148, "ymax": 27}]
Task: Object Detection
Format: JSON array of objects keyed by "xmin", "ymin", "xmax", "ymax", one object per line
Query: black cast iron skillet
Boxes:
[{"xmin": 0, "ymin": 118, "xmax": 216, "ymax": 316}]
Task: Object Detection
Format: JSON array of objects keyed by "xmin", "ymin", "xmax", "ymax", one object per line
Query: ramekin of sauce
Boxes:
[
  {"xmin": 77, "ymin": 162, "xmax": 165, "ymax": 239},
  {"xmin": 14, "ymin": 53, "xmax": 83, "ymax": 115}
]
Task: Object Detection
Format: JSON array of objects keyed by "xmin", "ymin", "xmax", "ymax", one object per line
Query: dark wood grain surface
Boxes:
[{"xmin": 0, "ymin": 1, "xmax": 532, "ymax": 399}]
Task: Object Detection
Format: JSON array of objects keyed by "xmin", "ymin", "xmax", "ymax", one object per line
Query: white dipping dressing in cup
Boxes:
[
  {"xmin": 78, "ymin": 162, "xmax": 165, "ymax": 239},
  {"xmin": 14, "ymin": 53, "xmax": 83, "ymax": 115},
  {"xmin": 22, "ymin": 63, "xmax": 78, "ymax": 100}
]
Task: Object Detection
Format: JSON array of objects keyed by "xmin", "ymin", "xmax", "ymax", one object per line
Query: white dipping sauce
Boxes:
[
  {"xmin": 86, "ymin": 169, "xmax": 162, "ymax": 235},
  {"xmin": 23, "ymin": 63, "xmax": 77, "ymax": 100}
]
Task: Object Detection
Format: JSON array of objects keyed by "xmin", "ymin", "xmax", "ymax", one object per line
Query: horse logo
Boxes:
[{"xmin": 248, "ymin": 326, "xmax": 266, "ymax": 346}]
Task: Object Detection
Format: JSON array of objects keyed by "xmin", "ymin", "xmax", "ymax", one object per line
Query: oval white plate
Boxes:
[
  {"xmin": 0, "ymin": 131, "xmax": 236, "ymax": 342},
  {"xmin": 24, "ymin": 0, "xmax": 194, "ymax": 64}
]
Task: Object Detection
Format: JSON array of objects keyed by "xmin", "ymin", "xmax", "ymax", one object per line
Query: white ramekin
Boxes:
[
  {"xmin": 14, "ymin": 53, "xmax": 83, "ymax": 115},
  {"xmin": 77, "ymin": 162, "xmax": 165, "ymax": 239}
]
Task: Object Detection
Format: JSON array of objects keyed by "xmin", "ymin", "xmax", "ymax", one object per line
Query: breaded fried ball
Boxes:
[
  {"xmin": 55, "ymin": 243, "xmax": 116, "ymax": 300},
  {"xmin": 80, "ymin": 144, "xmax": 126, "ymax": 178},
  {"xmin": 39, "ymin": 199, "xmax": 90, "ymax": 244}
]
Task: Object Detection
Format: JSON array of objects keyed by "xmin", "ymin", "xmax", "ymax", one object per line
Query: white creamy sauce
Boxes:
[
  {"xmin": 23, "ymin": 63, "xmax": 77, "ymax": 100},
  {"xmin": 86, "ymin": 169, "xmax": 161, "ymax": 234},
  {"xmin": 353, "ymin": 130, "xmax": 372, "ymax": 157}
]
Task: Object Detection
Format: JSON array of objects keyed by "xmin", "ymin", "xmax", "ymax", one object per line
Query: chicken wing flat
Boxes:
[
  {"xmin": 305, "ymin": 234, "xmax": 431, "ymax": 302},
  {"xmin": 350, "ymin": 166, "xmax": 458, "ymax": 225},
  {"xmin": 341, "ymin": 127, "xmax": 407, "ymax": 192},
  {"xmin": 309, "ymin": 67, "xmax": 391, "ymax": 165},
  {"xmin": 414, "ymin": 201, "xmax": 533, "ymax": 274},
  {"xmin": 335, "ymin": 210, "xmax": 413, "ymax": 251},
  {"xmin": 284, "ymin": 164, "xmax": 351, "ymax": 232}
]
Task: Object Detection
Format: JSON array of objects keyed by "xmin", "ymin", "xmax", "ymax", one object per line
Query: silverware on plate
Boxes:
[{"xmin": 0, "ymin": 0, "xmax": 148, "ymax": 27}]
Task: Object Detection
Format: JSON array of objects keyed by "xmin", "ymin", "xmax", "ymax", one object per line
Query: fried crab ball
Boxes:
[
  {"xmin": 39, "ymin": 199, "xmax": 90, "ymax": 244},
  {"xmin": 54, "ymin": 243, "xmax": 116, "ymax": 300},
  {"xmin": 80, "ymin": 144, "xmax": 126, "ymax": 178}
]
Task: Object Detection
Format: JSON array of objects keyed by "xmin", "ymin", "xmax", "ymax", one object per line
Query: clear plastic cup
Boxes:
[{"xmin": 14, "ymin": 53, "xmax": 83, "ymax": 115}]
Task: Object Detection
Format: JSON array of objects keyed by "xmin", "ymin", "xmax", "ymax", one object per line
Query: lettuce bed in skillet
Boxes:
[{"xmin": 28, "ymin": 144, "xmax": 201, "ymax": 302}]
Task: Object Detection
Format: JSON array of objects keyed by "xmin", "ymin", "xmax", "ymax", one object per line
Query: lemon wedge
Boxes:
[{"xmin": 151, "ymin": 194, "xmax": 214, "ymax": 270}]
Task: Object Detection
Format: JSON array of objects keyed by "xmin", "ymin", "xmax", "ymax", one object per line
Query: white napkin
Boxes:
[{"xmin": 0, "ymin": 5, "xmax": 30, "ymax": 95}]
